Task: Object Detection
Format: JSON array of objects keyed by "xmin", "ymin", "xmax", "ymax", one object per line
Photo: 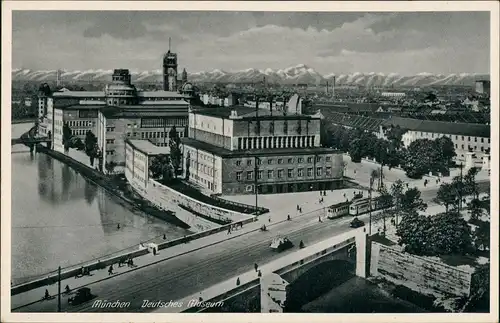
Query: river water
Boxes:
[{"xmin": 10, "ymin": 123, "xmax": 191, "ymax": 285}]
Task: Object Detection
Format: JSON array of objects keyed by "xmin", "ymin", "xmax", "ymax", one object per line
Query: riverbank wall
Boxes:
[
  {"xmin": 37, "ymin": 146, "xmax": 190, "ymax": 229},
  {"xmin": 370, "ymin": 242, "xmax": 475, "ymax": 298}
]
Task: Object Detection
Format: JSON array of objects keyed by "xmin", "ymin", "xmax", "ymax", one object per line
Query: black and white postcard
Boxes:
[{"xmin": 1, "ymin": 1, "xmax": 498, "ymax": 323}]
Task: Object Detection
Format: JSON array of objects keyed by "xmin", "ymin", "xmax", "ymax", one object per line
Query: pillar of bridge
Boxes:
[{"xmin": 355, "ymin": 229, "xmax": 367, "ymax": 278}]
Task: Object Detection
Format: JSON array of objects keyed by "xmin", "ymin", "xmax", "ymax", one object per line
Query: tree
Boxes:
[
  {"xmin": 463, "ymin": 167, "xmax": 480, "ymax": 198},
  {"xmin": 434, "ymin": 136, "xmax": 456, "ymax": 169},
  {"xmin": 396, "ymin": 212, "xmax": 433, "ymax": 255},
  {"xmin": 169, "ymin": 126, "xmax": 182, "ymax": 177},
  {"xmin": 84, "ymin": 131, "xmax": 98, "ymax": 166},
  {"xmin": 402, "ymin": 139, "xmax": 436, "ymax": 178},
  {"xmin": 149, "ymin": 154, "xmax": 175, "ymax": 182},
  {"xmin": 472, "ymin": 221, "xmax": 490, "ymax": 252},
  {"xmin": 434, "ymin": 182, "xmax": 459, "ymax": 212},
  {"xmin": 390, "ymin": 179, "xmax": 405, "ymax": 225},
  {"xmin": 427, "ymin": 212, "xmax": 473, "ymax": 256},
  {"xmin": 469, "ymin": 198, "xmax": 484, "ymax": 222},
  {"xmin": 400, "ymin": 187, "xmax": 427, "ymax": 214},
  {"xmin": 378, "ymin": 185, "xmax": 393, "ymax": 235},
  {"xmin": 62, "ymin": 122, "xmax": 73, "ymax": 152},
  {"xmin": 385, "ymin": 125, "xmax": 407, "ymax": 150},
  {"xmin": 348, "ymin": 138, "xmax": 364, "ymax": 163}
]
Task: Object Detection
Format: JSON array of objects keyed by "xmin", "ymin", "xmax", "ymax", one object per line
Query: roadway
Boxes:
[{"xmin": 12, "ymin": 182, "xmax": 489, "ymax": 313}]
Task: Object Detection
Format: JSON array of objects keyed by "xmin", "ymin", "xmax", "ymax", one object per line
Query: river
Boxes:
[{"xmin": 11, "ymin": 123, "xmax": 191, "ymax": 285}]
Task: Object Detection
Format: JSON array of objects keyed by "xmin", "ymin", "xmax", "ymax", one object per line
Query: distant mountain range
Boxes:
[{"xmin": 12, "ymin": 64, "xmax": 489, "ymax": 87}]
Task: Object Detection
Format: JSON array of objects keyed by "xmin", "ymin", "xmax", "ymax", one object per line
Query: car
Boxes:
[
  {"xmin": 350, "ymin": 217, "xmax": 365, "ymax": 228},
  {"xmin": 270, "ymin": 237, "xmax": 294, "ymax": 252},
  {"xmin": 68, "ymin": 287, "xmax": 94, "ymax": 306}
]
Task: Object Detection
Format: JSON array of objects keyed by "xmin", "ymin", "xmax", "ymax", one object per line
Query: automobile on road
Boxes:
[
  {"xmin": 68, "ymin": 287, "xmax": 94, "ymax": 306},
  {"xmin": 350, "ymin": 217, "xmax": 365, "ymax": 228},
  {"xmin": 270, "ymin": 237, "xmax": 294, "ymax": 252}
]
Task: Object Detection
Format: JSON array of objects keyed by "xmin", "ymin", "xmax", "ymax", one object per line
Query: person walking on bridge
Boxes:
[
  {"xmin": 254, "ymin": 263, "xmax": 258, "ymax": 272},
  {"xmin": 108, "ymin": 265, "xmax": 114, "ymax": 275}
]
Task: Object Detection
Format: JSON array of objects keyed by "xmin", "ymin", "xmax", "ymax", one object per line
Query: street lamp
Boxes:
[{"xmin": 254, "ymin": 156, "xmax": 260, "ymax": 215}]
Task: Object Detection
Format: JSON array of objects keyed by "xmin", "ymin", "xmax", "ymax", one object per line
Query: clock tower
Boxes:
[{"xmin": 163, "ymin": 37, "xmax": 178, "ymax": 91}]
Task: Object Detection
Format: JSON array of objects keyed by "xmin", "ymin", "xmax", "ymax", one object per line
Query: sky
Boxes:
[{"xmin": 12, "ymin": 11, "xmax": 490, "ymax": 75}]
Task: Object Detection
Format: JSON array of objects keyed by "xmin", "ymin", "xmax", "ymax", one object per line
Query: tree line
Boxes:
[
  {"xmin": 321, "ymin": 121, "xmax": 457, "ymax": 179},
  {"xmin": 394, "ymin": 167, "xmax": 489, "ymax": 257}
]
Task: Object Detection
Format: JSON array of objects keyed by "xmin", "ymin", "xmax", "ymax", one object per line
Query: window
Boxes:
[
  {"xmin": 236, "ymin": 160, "xmax": 241, "ymax": 166},
  {"xmin": 278, "ymin": 158, "xmax": 283, "ymax": 164},
  {"xmin": 277, "ymin": 169, "xmax": 284, "ymax": 178},
  {"xmin": 316, "ymin": 168, "xmax": 322, "ymax": 176},
  {"xmin": 326, "ymin": 167, "xmax": 332, "ymax": 176},
  {"xmin": 474, "ymin": 137, "xmax": 477, "ymax": 142},
  {"xmin": 246, "ymin": 171, "xmax": 253, "ymax": 180},
  {"xmin": 257, "ymin": 170, "xmax": 263, "ymax": 180},
  {"xmin": 298, "ymin": 168, "xmax": 304, "ymax": 177},
  {"xmin": 481, "ymin": 138, "xmax": 484, "ymax": 143},
  {"xmin": 462, "ymin": 144, "xmax": 464, "ymax": 149},
  {"xmin": 316, "ymin": 156, "xmax": 321, "ymax": 162},
  {"xmin": 455, "ymin": 144, "xmax": 458, "ymax": 149},
  {"xmin": 287, "ymin": 169, "xmax": 293, "ymax": 178},
  {"xmin": 268, "ymin": 159, "xmax": 274, "ymax": 165},
  {"xmin": 247, "ymin": 159, "xmax": 252, "ymax": 166},
  {"xmin": 462, "ymin": 136, "xmax": 464, "ymax": 141},
  {"xmin": 468, "ymin": 136, "xmax": 471, "ymax": 141},
  {"xmin": 267, "ymin": 170, "xmax": 273, "ymax": 178},
  {"xmin": 257, "ymin": 158, "xmax": 262, "ymax": 165},
  {"xmin": 488, "ymin": 139, "xmax": 490, "ymax": 144},
  {"xmin": 236, "ymin": 172, "xmax": 242, "ymax": 181},
  {"xmin": 326, "ymin": 156, "xmax": 331, "ymax": 162},
  {"xmin": 106, "ymin": 139, "xmax": 115, "ymax": 144},
  {"xmin": 288, "ymin": 158, "xmax": 293, "ymax": 164},
  {"xmin": 307, "ymin": 168, "xmax": 313, "ymax": 177},
  {"xmin": 481, "ymin": 147, "xmax": 484, "ymax": 152},
  {"xmin": 307, "ymin": 157, "xmax": 313, "ymax": 163},
  {"xmin": 298, "ymin": 157, "xmax": 304, "ymax": 163}
]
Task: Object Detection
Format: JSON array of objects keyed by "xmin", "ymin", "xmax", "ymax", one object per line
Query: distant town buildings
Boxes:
[{"xmin": 475, "ymin": 80, "xmax": 490, "ymax": 95}]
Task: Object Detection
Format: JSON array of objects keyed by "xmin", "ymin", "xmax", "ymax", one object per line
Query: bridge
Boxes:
[{"xmin": 156, "ymin": 228, "xmax": 367, "ymax": 313}]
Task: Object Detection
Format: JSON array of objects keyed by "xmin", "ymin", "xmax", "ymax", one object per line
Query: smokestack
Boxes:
[{"xmin": 332, "ymin": 76, "xmax": 336, "ymax": 99}]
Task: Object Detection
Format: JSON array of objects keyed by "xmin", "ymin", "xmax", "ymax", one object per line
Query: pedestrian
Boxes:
[
  {"xmin": 236, "ymin": 277, "xmax": 240, "ymax": 286},
  {"xmin": 108, "ymin": 265, "xmax": 114, "ymax": 275},
  {"xmin": 227, "ymin": 227, "xmax": 231, "ymax": 235},
  {"xmin": 44, "ymin": 289, "xmax": 50, "ymax": 300},
  {"xmin": 436, "ymin": 179, "xmax": 438, "ymax": 184},
  {"xmin": 343, "ymin": 193, "xmax": 346, "ymax": 198},
  {"xmin": 153, "ymin": 248, "xmax": 157, "ymax": 256},
  {"xmin": 258, "ymin": 270, "xmax": 262, "ymax": 277},
  {"xmin": 319, "ymin": 216, "xmax": 322, "ymax": 223},
  {"xmin": 268, "ymin": 217, "xmax": 271, "ymax": 223},
  {"xmin": 117, "ymin": 223, "xmax": 120, "ymax": 229},
  {"xmin": 287, "ymin": 214, "xmax": 291, "ymax": 221},
  {"xmin": 296, "ymin": 204, "xmax": 299, "ymax": 211},
  {"xmin": 65, "ymin": 285, "xmax": 71, "ymax": 294},
  {"xmin": 254, "ymin": 263, "xmax": 258, "ymax": 272},
  {"xmin": 299, "ymin": 207, "xmax": 302, "ymax": 213},
  {"xmin": 354, "ymin": 169, "xmax": 356, "ymax": 174}
]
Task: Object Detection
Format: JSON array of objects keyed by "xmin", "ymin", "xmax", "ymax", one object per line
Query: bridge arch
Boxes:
[{"xmin": 283, "ymin": 259, "xmax": 355, "ymax": 312}]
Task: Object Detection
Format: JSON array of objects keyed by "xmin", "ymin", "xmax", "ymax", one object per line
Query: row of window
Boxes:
[
  {"xmin": 235, "ymin": 156, "xmax": 331, "ymax": 167},
  {"xmin": 67, "ymin": 120, "xmax": 93, "ymax": 128},
  {"xmin": 192, "ymin": 175, "xmax": 217, "ymax": 192},
  {"xmin": 72, "ymin": 129, "xmax": 88, "ymax": 136},
  {"xmin": 142, "ymin": 117, "xmax": 188, "ymax": 128},
  {"xmin": 455, "ymin": 144, "xmax": 488, "ymax": 152},
  {"xmin": 236, "ymin": 167, "xmax": 332, "ymax": 181},
  {"xmin": 141, "ymin": 131, "xmax": 184, "ymax": 139},
  {"xmin": 417, "ymin": 132, "xmax": 490, "ymax": 143},
  {"xmin": 106, "ymin": 150, "xmax": 115, "ymax": 156},
  {"xmin": 106, "ymin": 139, "xmax": 115, "ymax": 144}
]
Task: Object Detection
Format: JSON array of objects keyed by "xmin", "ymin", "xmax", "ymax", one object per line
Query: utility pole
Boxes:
[
  {"xmin": 254, "ymin": 156, "xmax": 259, "ymax": 215},
  {"xmin": 369, "ymin": 177, "xmax": 374, "ymax": 236},
  {"xmin": 57, "ymin": 266, "xmax": 61, "ymax": 312},
  {"xmin": 458, "ymin": 162, "xmax": 464, "ymax": 213}
]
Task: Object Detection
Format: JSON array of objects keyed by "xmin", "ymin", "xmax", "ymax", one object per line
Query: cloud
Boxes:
[{"xmin": 11, "ymin": 11, "xmax": 490, "ymax": 74}]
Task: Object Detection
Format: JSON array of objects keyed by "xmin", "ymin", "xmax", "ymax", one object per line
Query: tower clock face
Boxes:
[{"xmin": 168, "ymin": 68, "xmax": 176, "ymax": 76}]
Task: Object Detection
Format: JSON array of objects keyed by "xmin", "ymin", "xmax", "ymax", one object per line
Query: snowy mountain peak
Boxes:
[{"xmin": 11, "ymin": 66, "xmax": 488, "ymax": 87}]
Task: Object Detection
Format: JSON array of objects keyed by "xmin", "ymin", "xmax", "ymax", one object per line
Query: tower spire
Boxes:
[{"xmin": 169, "ymin": 37, "xmax": 171, "ymax": 51}]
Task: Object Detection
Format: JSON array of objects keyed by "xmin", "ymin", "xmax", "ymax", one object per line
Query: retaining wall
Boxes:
[
  {"xmin": 370, "ymin": 242, "xmax": 474, "ymax": 298},
  {"xmin": 149, "ymin": 179, "xmax": 251, "ymax": 224}
]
